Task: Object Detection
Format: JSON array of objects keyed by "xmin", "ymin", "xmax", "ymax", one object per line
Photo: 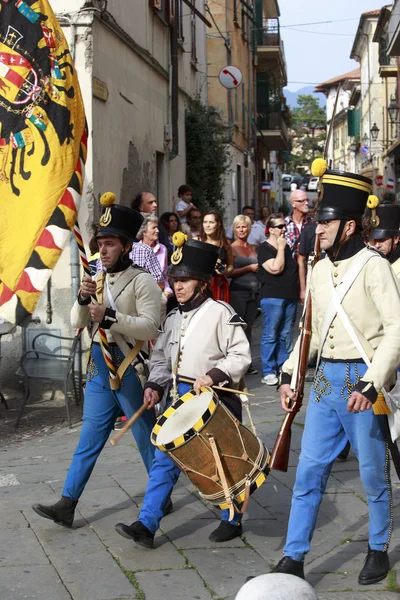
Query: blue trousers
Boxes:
[
  {"xmin": 260, "ymin": 297, "xmax": 297, "ymax": 376},
  {"xmin": 284, "ymin": 361, "xmax": 392, "ymax": 562},
  {"xmin": 63, "ymin": 344, "xmax": 155, "ymax": 501},
  {"xmin": 139, "ymin": 383, "xmax": 242, "ymax": 534}
]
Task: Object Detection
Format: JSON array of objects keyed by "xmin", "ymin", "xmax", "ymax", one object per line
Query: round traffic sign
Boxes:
[
  {"xmin": 219, "ymin": 66, "xmax": 243, "ymax": 89},
  {"xmin": 361, "ymin": 145, "xmax": 369, "ymax": 155}
]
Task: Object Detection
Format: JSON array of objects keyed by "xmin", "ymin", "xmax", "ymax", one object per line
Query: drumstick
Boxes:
[
  {"xmin": 179, "ymin": 376, "xmax": 255, "ymax": 397},
  {"xmin": 110, "ymin": 402, "xmax": 149, "ymax": 446}
]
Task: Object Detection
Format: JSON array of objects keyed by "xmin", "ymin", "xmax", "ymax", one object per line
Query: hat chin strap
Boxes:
[{"xmin": 330, "ymin": 220, "xmax": 347, "ymax": 259}]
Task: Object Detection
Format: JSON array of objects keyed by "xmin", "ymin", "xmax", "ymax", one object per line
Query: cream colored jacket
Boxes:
[
  {"xmin": 283, "ymin": 246, "xmax": 400, "ymax": 392},
  {"xmin": 71, "ymin": 267, "xmax": 162, "ymax": 349}
]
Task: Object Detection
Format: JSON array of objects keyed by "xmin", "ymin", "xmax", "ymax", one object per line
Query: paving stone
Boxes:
[
  {"xmin": 89, "ymin": 504, "xmax": 187, "ymax": 572},
  {"xmin": 76, "ymin": 486, "xmax": 135, "ymax": 511},
  {"xmin": 307, "ymin": 541, "xmax": 370, "ymax": 573},
  {"xmin": 0, "ymin": 509, "xmax": 29, "ymax": 529},
  {"xmin": 319, "ymin": 492, "xmax": 368, "ymax": 530},
  {"xmin": 136, "ymin": 568, "xmax": 214, "ymax": 600},
  {"xmin": 307, "ymin": 570, "xmax": 388, "ymax": 592},
  {"xmin": 184, "ymin": 548, "xmax": 268, "ymax": 598},
  {"xmin": 318, "ymin": 595, "xmax": 399, "ymax": 600},
  {"xmin": 162, "ymin": 518, "xmax": 245, "ymax": 549},
  {"xmin": 33, "ymin": 523, "xmax": 107, "ymax": 560},
  {"xmin": 52, "ymin": 550, "xmax": 135, "ymax": 600},
  {"xmin": 0, "ymin": 528, "xmax": 49, "ymax": 567},
  {"xmin": 241, "ymin": 520, "xmax": 287, "ymax": 566},
  {"xmin": 0, "ymin": 565, "xmax": 72, "ymax": 600},
  {"xmin": 160, "ymin": 493, "xmax": 218, "ymax": 522}
]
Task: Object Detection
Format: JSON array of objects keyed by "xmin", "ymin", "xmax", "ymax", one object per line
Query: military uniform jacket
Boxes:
[
  {"xmin": 283, "ymin": 244, "xmax": 400, "ymax": 395},
  {"xmin": 71, "ymin": 266, "xmax": 162, "ymax": 352},
  {"xmin": 147, "ymin": 298, "xmax": 251, "ymax": 393}
]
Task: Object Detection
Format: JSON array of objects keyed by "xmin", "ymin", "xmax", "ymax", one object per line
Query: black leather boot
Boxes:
[
  {"xmin": 115, "ymin": 521, "xmax": 155, "ymax": 549},
  {"xmin": 358, "ymin": 546, "xmax": 390, "ymax": 585},
  {"xmin": 337, "ymin": 441, "xmax": 351, "ymax": 462},
  {"xmin": 209, "ymin": 521, "xmax": 242, "ymax": 542},
  {"xmin": 272, "ymin": 556, "xmax": 305, "ymax": 579},
  {"xmin": 32, "ymin": 497, "xmax": 77, "ymax": 528}
]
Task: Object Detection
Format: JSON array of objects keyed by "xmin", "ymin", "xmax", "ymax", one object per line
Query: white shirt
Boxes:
[{"xmin": 175, "ymin": 199, "xmax": 191, "ymax": 223}]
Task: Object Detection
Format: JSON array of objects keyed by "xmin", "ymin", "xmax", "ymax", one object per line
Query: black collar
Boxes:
[
  {"xmin": 106, "ymin": 257, "xmax": 133, "ymax": 273},
  {"xmin": 389, "ymin": 244, "xmax": 400, "ymax": 264},
  {"xmin": 179, "ymin": 292, "xmax": 210, "ymax": 313},
  {"xmin": 327, "ymin": 235, "xmax": 365, "ymax": 262}
]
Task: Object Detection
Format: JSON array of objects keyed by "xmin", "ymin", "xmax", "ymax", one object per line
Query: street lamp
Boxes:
[
  {"xmin": 370, "ymin": 122, "xmax": 380, "ymax": 142},
  {"xmin": 388, "ymin": 95, "xmax": 400, "ymax": 141},
  {"xmin": 388, "ymin": 95, "xmax": 399, "ymax": 125},
  {"xmin": 362, "ymin": 133, "xmax": 369, "ymax": 145}
]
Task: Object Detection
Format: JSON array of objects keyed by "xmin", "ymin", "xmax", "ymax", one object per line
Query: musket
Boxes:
[{"xmin": 269, "ymin": 236, "xmax": 321, "ymax": 472}]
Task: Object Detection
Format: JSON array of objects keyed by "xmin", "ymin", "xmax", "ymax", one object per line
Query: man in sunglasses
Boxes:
[
  {"xmin": 285, "ymin": 189, "xmax": 312, "ymax": 259},
  {"xmin": 271, "ymin": 161, "xmax": 400, "ymax": 586}
]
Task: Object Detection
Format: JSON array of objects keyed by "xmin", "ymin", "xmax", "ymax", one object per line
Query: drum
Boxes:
[{"xmin": 151, "ymin": 387, "xmax": 269, "ymax": 511}]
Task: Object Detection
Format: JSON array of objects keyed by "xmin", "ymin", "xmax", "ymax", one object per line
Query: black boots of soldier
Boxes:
[
  {"xmin": 115, "ymin": 521, "xmax": 155, "ymax": 549},
  {"xmin": 272, "ymin": 556, "xmax": 305, "ymax": 580},
  {"xmin": 32, "ymin": 496, "xmax": 78, "ymax": 528},
  {"xmin": 358, "ymin": 546, "xmax": 390, "ymax": 585}
]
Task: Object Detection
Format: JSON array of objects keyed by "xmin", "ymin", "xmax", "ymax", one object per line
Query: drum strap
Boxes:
[
  {"xmin": 208, "ymin": 436, "xmax": 235, "ymax": 522},
  {"xmin": 171, "ymin": 299, "xmax": 213, "ymax": 401}
]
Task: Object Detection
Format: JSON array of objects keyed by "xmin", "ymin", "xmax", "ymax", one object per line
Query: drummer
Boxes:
[{"xmin": 115, "ymin": 235, "xmax": 251, "ymax": 547}]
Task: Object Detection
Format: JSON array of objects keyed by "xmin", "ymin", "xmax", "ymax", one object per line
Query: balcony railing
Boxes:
[
  {"xmin": 257, "ymin": 111, "xmax": 289, "ymax": 138},
  {"xmin": 379, "ymin": 46, "xmax": 397, "ymax": 67},
  {"xmin": 257, "ymin": 19, "xmax": 287, "ymax": 83}
]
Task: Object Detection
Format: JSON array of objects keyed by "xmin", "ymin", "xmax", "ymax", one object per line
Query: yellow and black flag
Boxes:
[{"xmin": 0, "ymin": 0, "xmax": 87, "ymax": 332}]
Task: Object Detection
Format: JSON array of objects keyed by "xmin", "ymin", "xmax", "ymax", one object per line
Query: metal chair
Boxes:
[{"xmin": 15, "ymin": 332, "xmax": 82, "ymax": 428}]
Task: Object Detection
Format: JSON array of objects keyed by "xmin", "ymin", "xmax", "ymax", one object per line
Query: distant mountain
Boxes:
[{"xmin": 284, "ymin": 86, "xmax": 326, "ymax": 109}]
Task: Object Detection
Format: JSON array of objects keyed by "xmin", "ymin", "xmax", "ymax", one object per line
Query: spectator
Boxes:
[
  {"xmin": 199, "ymin": 209, "xmax": 233, "ymax": 302},
  {"xmin": 257, "ymin": 205, "xmax": 271, "ymax": 230},
  {"xmin": 230, "ymin": 215, "xmax": 259, "ymax": 375},
  {"xmin": 175, "ymin": 184, "xmax": 196, "ymax": 224},
  {"xmin": 285, "ymin": 189, "xmax": 312, "ymax": 259},
  {"xmin": 137, "ymin": 215, "xmax": 173, "ymax": 299},
  {"xmin": 297, "ymin": 218, "xmax": 318, "ymax": 304},
  {"xmin": 226, "ymin": 205, "xmax": 266, "ymax": 246},
  {"xmin": 160, "ymin": 211, "xmax": 182, "ymax": 257},
  {"xmin": 131, "ymin": 191, "xmax": 169, "ymax": 247},
  {"xmin": 258, "ymin": 213, "xmax": 299, "ymax": 385},
  {"xmin": 187, "ymin": 207, "xmax": 202, "ymax": 238}
]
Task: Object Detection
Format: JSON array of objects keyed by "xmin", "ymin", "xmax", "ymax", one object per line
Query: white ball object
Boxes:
[{"xmin": 235, "ymin": 573, "xmax": 318, "ymax": 600}]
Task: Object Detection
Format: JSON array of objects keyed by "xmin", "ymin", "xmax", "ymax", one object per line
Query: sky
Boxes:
[{"xmin": 279, "ymin": 0, "xmax": 383, "ymax": 91}]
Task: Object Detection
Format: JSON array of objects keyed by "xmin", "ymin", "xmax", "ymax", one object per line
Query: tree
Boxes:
[
  {"xmin": 287, "ymin": 95, "xmax": 326, "ymax": 172},
  {"xmin": 185, "ymin": 98, "xmax": 229, "ymax": 214}
]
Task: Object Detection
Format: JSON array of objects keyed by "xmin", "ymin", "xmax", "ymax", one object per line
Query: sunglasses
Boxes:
[{"xmin": 272, "ymin": 224, "xmax": 286, "ymax": 230}]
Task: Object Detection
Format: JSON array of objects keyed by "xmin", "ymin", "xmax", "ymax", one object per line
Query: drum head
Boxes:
[{"xmin": 156, "ymin": 390, "xmax": 213, "ymax": 446}]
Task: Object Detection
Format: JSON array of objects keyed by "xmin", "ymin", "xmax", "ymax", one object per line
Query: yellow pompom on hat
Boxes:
[
  {"xmin": 97, "ymin": 191, "xmax": 143, "ymax": 242},
  {"xmin": 311, "ymin": 158, "xmax": 328, "ymax": 178},
  {"xmin": 100, "ymin": 192, "xmax": 116, "ymax": 207},
  {"xmin": 171, "ymin": 232, "xmax": 188, "ymax": 265}
]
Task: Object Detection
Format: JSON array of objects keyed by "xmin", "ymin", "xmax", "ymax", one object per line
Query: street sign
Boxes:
[
  {"xmin": 219, "ymin": 66, "xmax": 243, "ymax": 89},
  {"xmin": 375, "ymin": 175, "xmax": 383, "ymax": 187},
  {"xmin": 361, "ymin": 145, "xmax": 369, "ymax": 155}
]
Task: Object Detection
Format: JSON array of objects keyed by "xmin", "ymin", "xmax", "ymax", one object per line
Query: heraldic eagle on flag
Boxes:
[{"xmin": 0, "ymin": 0, "xmax": 87, "ymax": 332}]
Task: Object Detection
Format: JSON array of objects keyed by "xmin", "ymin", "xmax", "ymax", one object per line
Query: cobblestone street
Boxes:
[{"xmin": 0, "ymin": 320, "xmax": 399, "ymax": 599}]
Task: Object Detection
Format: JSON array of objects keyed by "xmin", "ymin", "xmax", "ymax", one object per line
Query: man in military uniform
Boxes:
[
  {"xmin": 274, "ymin": 161, "xmax": 400, "ymax": 585},
  {"xmin": 368, "ymin": 202, "xmax": 400, "ymax": 277},
  {"xmin": 32, "ymin": 194, "xmax": 162, "ymax": 528},
  {"xmin": 114, "ymin": 238, "xmax": 251, "ymax": 548}
]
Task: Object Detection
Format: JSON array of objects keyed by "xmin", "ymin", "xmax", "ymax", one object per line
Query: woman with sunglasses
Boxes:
[{"xmin": 258, "ymin": 213, "xmax": 299, "ymax": 385}]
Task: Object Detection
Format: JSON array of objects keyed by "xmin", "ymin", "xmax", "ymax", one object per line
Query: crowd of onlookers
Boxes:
[{"xmin": 89, "ymin": 185, "xmax": 315, "ymax": 385}]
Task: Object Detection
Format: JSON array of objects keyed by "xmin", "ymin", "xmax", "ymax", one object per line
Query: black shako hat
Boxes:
[
  {"xmin": 311, "ymin": 158, "xmax": 373, "ymax": 222},
  {"xmin": 96, "ymin": 192, "xmax": 143, "ymax": 242},
  {"xmin": 369, "ymin": 203, "xmax": 400, "ymax": 239},
  {"xmin": 169, "ymin": 237, "xmax": 220, "ymax": 282}
]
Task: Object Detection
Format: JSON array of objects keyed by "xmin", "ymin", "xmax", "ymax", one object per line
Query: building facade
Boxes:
[{"xmin": 0, "ymin": 0, "xmax": 208, "ymax": 383}]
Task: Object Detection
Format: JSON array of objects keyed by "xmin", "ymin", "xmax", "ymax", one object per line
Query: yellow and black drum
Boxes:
[{"xmin": 151, "ymin": 387, "xmax": 269, "ymax": 511}]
